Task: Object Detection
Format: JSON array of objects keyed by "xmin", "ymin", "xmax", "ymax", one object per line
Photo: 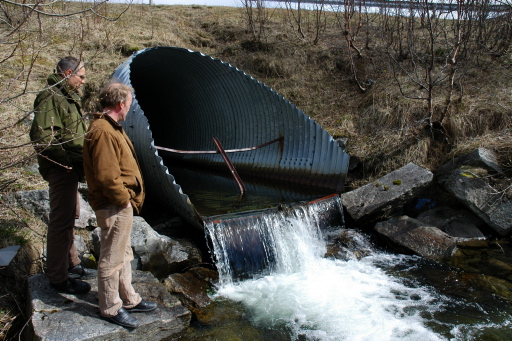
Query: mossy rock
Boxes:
[{"xmin": 119, "ymin": 44, "xmax": 140, "ymax": 57}]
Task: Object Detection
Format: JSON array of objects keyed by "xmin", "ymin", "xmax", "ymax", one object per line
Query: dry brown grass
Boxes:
[
  {"xmin": 0, "ymin": 202, "xmax": 46, "ymax": 339},
  {"xmin": 1, "ymin": 2, "xmax": 509, "ymax": 190},
  {"xmin": 0, "ymin": 303, "xmax": 14, "ymax": 341},
  {"xmin": 0, "ymin": 2, "xmax": 509, "ymax": 208}
]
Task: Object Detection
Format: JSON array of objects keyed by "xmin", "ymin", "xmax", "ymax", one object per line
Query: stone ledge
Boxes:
[
  {"xmin": 341, "ymin": 162, "xmax": 433, "ymax": 224},
  {"xmin": 26, "ymin": 271, "xmax": 191, "ymax": 341}
]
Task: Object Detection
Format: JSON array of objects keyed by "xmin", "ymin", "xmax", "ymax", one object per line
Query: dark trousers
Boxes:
[{"xmin": 45, "ymin": 167, "xmax": 81, "ymax": 284}]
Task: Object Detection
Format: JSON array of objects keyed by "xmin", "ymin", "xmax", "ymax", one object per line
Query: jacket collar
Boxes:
[
  {"xmin": 92, "ymin": 112, "xmax": 123, "ymax": 130},
  {"xmin": 47, "ymin": 73, "xmax": 81, "ymax": 104}
]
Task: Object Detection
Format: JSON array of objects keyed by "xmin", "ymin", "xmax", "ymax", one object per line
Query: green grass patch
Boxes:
[{"xmin": 0, "ymin": 220, "xmax": 29, "ymax": 249}]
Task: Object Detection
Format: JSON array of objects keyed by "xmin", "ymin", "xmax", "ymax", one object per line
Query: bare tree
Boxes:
[
  {"xmin": 0, "ymin": 0, "xmax": 130, "ymax": 191},
  {"xmin": 476, "ymin": 0, "xmax": 512, "ymax": 58},
  {"xmin": 384, "ymin": 0, "xmax": 510, "ymax": 131},
  {"xmin": 439, "ymin": 0, "xmax": 476, "ymax": 122},
  {"xmin": 240, "ymin": 0, "xmax": 272, "ymax": 43},
  {"xmin": 379, "ymin": 0, "xmax": 409, "ymax": 62},
  {"xmin": 333, "ymin": 0, "xmax": 373, "ymax": 92},
  {"xmin": 284, "ymin": 0, "xmax": 327, "ymax": 45},
  {"xmin": 386, "ymin": 0, "xmax": 458, "ymax": 126}
]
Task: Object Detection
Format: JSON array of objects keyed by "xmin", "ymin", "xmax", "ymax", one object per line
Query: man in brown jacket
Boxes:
[{"xmin": 83, "ymin": 82, "xmax": 156, "ymax": 328}]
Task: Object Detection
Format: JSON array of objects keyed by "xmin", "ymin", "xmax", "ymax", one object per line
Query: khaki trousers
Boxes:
[
  {"xmin": 46, "ymin": 167, "xmax": 81, "ymax": 284},
  {"xmin": 96, "ymin": 205, "xmax": 141, "ymax": 317}
]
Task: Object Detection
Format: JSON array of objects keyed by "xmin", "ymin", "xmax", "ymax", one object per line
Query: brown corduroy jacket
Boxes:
[{"xmin": 83, "ymin": 113, "xmax": 145, "ymax": 214}]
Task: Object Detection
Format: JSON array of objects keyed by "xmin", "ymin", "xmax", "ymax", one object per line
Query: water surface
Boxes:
[{"xmin": 181, "ymin": 203, "xmax": 512, "ymax": 340}]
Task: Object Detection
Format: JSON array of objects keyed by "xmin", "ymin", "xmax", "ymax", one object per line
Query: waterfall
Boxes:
[
  {"xmin": 206, "ymin": 205, "xmax": 326, "ymax": 285},
  {"xmin": 204, "ymin": 195, "xmax": 342, "ymax": 285},
  {"xmin": 203, "ymin": 198, "xmax": 448, "ymax": 340}
]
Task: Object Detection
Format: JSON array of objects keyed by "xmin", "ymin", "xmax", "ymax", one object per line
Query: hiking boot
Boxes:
[
  {"xmin": 126, "ymin": 300, "xmax": 157, "ymax": 313},
  {"xmin": 51, "ymin": 278, "xmax": 91, "ymax": 295},
  {"xmin": 68, "ymin": 264, "xmax": 97, "ymax": 279},
  {"xmin": 105, "ymin": 307, "xmax": 139, "ymax": 328}
]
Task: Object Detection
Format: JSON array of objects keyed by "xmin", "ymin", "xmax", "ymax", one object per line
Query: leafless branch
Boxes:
[{"xmin": 3, "ymin": 0, "xmax": 109, "ymax": 18}]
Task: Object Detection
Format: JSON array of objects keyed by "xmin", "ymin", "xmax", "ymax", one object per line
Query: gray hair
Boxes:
[
  {"xmin": 99, "ymin": 82, "xmax": 133, "ymax": 109},
  {"xmin": 56, "ymin": 56, "xmax": 83, "ymax": 75}
]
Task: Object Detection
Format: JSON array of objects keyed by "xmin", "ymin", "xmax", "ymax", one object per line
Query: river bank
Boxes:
[{"xmin": 5, "ymin": 148, "xmax": 511, "ymax": 340}]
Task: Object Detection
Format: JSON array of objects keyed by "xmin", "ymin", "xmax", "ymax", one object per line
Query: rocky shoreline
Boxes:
[{"xmin": 3, "ymin": 147, "xmax": 511, "ymax": 339}]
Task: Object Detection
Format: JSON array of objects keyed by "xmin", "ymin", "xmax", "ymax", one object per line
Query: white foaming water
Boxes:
[{"xmin": 206, "ymin": 206, "xmax": 446, "ymax": 340}]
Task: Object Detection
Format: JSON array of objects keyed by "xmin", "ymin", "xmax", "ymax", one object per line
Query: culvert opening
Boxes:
[{"xmin": 114, "ymin": 47, "xmax": 349, "ymax": 227}]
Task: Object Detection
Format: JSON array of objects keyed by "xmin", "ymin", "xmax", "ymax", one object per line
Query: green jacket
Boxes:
[
  {"xmin": 83, "ymin": 113, "xmax": 145, "ymax": 215},
  {"xmin": 30, "ymin": 74, "xmax": 87, "ymax": 181}
]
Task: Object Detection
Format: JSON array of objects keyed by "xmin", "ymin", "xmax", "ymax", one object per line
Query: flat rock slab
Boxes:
[
  {"xmin": 375, "ymin": 215, "xmax": 458, "ymax": 262},
  {"xmin": 416, "ymin": 206, "xmax": 486, "ymax": 238},
  {"xmin": 436, "ymin": 147, "xmax": 503, "ymax": 178},
  {"xmin": 439, "ymin": 169, "xmax": 512, "ymax": 236},
  {"xmin": 27, "ymin": 271, "xmax": 191, "ymax": 341},
  {"xmin": 341, "ymin": 163, "xmax": 433, "ymax": 224}
]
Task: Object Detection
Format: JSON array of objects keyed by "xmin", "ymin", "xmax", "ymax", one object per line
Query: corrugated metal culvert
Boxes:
[{"xmin": 112, "ymin": 46, "xmax": 350, "ymax": 230}]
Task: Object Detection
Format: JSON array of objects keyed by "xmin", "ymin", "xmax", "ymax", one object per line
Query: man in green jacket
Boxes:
[
  {"xmin": 83, "ymin": 82, "xmax": 156, "ymax": 328},
  {"xmin": 30, "ymin": 56, "xmax": 96, "ymax": 295}
]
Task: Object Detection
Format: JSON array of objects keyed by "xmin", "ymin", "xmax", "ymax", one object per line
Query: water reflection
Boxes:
[{"xmin": 164, "ymin": 161, "xmax": 333, "ymax": 216}]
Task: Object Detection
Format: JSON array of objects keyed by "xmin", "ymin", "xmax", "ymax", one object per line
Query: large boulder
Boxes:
[
  {"xmin": 450, "ymin": 239, "xmax": 512, "ymax": 281},
  {"xmin": 324, "ymin": 228, "xmax": 373, "ymax": 261},
  {"xmin": 163, "ymin": 266, "xmax": 219, "ymax": 312},
  {"xmin": 416, "ymin": 206, "xmax": 486, "ymax": 238},
  {"xmin": 374, "ymin": 215, "xmax": 459, "ymax": 262},
  {"xmin": 437, "ymin": 169, "xmax": 512, "ymax": 236},
  {"xmin": 7, "ymin": 189, "xmax": 50, "ymax": 223},
  {"xmin": 75, "ymin": 194, "xmax": 97, "ymax": 228},
  {"xmin": 26, "ymin": 271, "xmax": 191, "ymax": 341},
  {"xmin": 2, "ymin": 189, "xmax": 97, "ymax": 228},
  {"xmin": 92, "ymin": 217, "xmax": 203, "ymax": 279},
  {"xmin": 436, "ymin": 148, "xmax": 503, "ymax": 181},
  {"xmin": 341, "ymin": 163, "xmax": 433, "ymax": 225}
]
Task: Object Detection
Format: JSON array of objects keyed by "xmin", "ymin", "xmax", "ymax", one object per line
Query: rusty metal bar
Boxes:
[
  {"xmin": 154, "ymin": 136, "xmax": 283, "ymax": 155},
  {"xmin": 212, "ymin": 137, "xmax": 246, "ymax": 197}
]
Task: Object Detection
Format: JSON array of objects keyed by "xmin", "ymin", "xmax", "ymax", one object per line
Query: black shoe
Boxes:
[
  {"xmin": 51, "ymin": 278, "xmax": 91, "ymax": 295},
  {"xmin": 126, "ymin": 300, "xmax": 157, "ymax": 312},
  {"xmin": 105, "ymin": 307, "xmax": 139, "ymax": 328},
  {"xmin": 68, "ymin": 264, "xmax": 97, "ymax": 279}
]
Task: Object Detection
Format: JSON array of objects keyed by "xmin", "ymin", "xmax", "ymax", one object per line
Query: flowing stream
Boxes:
[{"xmin": 192, "ymin": 200, "xmax": 512, "ymax": 340}]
